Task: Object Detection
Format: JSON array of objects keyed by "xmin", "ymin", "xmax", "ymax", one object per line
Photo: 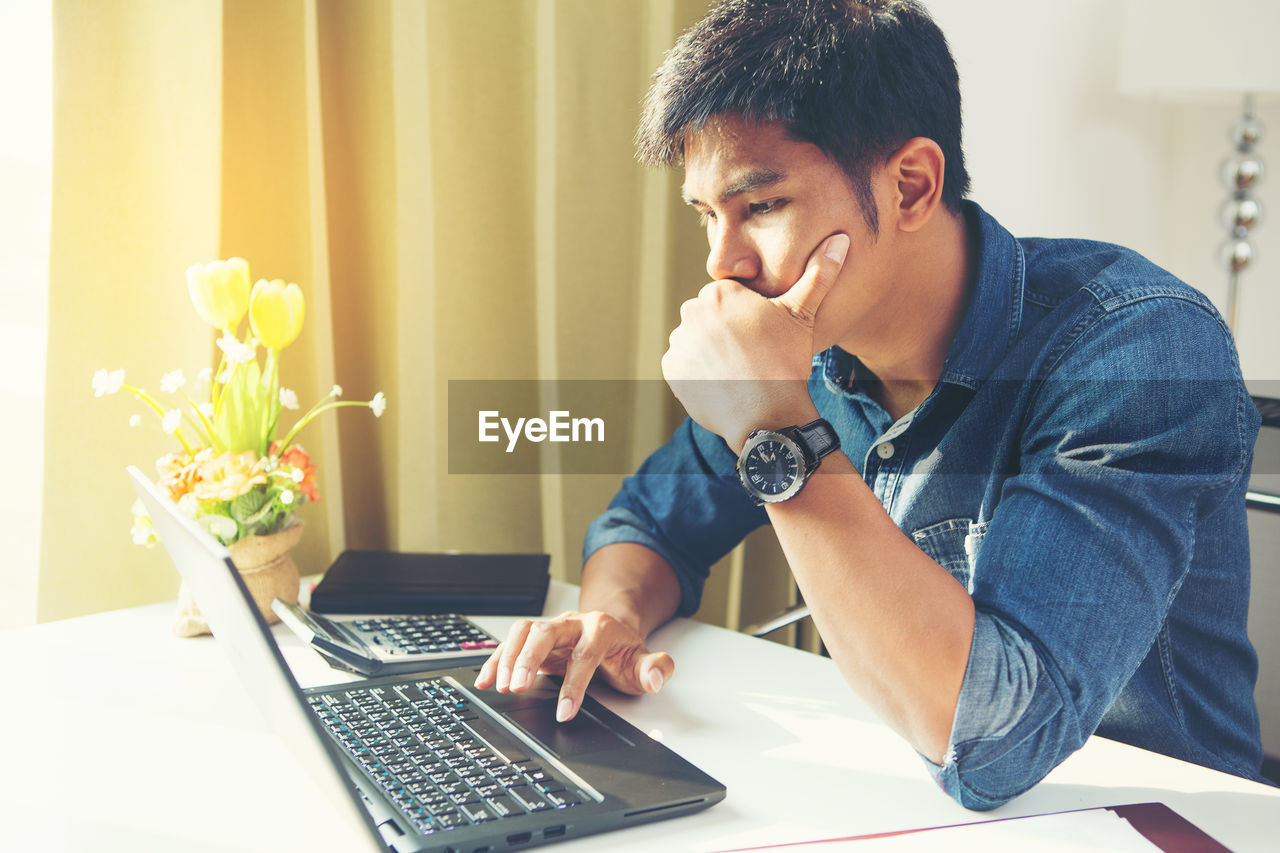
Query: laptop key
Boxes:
[
  {"xmin": 508, "ymin": 785, "xmax": 552, "ymax": 812},
  {"xmin": 544, "ymin": 789, "xmax": 585, "ymax": 809},
  {"xmin": 459, "ymin": 764, "xmax": 490, "ymax": 780},
  {"xmin": 440, "ymin": 778, "xmax": 470, "ymax": 796},
  {"xmin": 460, "ymin": 802, "xmax": 496, "ymax": 824},
  {"xmin": 485, "ymin": 794, "xmax": 523, "ymax": 818},
  {"xmin": 433, "ymin": 810, "xmax": 467, "ymax": 830}
]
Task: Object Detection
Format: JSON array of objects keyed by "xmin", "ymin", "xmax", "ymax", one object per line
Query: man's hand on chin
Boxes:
[{"xmin": 661, "ymin": 233, "xmax": 850, "ymax": 449}]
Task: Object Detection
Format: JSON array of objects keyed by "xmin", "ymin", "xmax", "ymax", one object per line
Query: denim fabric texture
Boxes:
[{"xmin": 582, "ymin": 201, "xmax": 1266, "ymax": 808}]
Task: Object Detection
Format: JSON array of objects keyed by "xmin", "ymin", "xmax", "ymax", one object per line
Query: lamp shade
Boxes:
[{"xmin": 1118, "ymin": 0, "xmax": 1280, "ymax": 98}]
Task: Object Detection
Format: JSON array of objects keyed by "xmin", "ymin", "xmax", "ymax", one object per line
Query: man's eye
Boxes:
[
  {"xmin": 748, "ymin": 199, "xmax": 785, "ymax": 216},
  {"xmin": 698, "ymin": 210, "xmax": 716, "ymax": 227}
]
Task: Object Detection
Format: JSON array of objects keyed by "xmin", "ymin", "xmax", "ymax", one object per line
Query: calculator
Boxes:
[{"xmin": 272, "ymin": 599, "xmax": 501, "ymax": 676}]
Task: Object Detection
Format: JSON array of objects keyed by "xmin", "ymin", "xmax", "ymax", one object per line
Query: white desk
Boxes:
[{"xmin": 1, "ymin": 581, "xmax": 1277, "ymax": 852}]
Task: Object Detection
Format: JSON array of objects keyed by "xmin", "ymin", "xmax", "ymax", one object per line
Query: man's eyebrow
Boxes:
[{"xmin": 681, "ymin": 167, "xmax": 786, "ymax": 206}]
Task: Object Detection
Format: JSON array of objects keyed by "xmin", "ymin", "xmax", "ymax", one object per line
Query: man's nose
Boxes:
[{"xmin": 706, "ymin": 226, "xmax": 760, "ymax": 284}]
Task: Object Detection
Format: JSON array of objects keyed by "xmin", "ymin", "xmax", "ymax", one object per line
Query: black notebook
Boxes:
[{"xmin": 309, "ymin": 550, "xmax": 551, "ymax": 616}]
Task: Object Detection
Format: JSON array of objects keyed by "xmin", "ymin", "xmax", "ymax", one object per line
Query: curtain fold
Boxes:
[
  {"xmin": 41, "ymin": 0, "xmax": 807, "ymax": 649},
  {"xmin": 42, "ymin": 0, "xmax": 224, "ymax": 619},
  {"xmin": 220, "ymin": 0, "xmax": 343, "ymax": 575}
]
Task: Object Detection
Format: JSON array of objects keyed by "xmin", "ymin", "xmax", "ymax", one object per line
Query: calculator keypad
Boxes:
[{"xmin": 352, "ymin": 615, "xmax": 500, "ymax": 657}]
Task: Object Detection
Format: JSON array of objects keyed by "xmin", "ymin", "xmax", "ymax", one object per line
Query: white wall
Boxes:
[
  {"xmin": 934, "ymin": 1, "xmax": 1166, "ymax": 253},
  {"xmin": 0, "ymin": 1, "xmax": 51, "ymax": 630},
  {"xmin": 931, "ymin": 0, "xmax": 1278, "ymax": 377},
  {"xmin": 928, "ymin": 0, "xmax": 1280, "ymax": 759}
]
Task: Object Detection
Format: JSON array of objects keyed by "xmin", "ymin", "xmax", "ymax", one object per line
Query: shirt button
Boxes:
[{"xmin": 876, "ymin": 441, "xmax": 895, "ymax": 459}]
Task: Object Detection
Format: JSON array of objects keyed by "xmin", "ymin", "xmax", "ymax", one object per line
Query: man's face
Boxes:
[{"xmin": 681, "ymin": 114, "xmax": 895, "ymax": 354}]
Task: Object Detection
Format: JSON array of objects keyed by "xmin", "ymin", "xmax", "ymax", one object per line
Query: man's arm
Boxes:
[
  {"xmin": 580, "ymin": 542, "xmax": 683, "ymax": 637},
  {"xmin": 660, "ymin": 232, "xmax": 973, "ymax": 760},
  {"xmin": 765, "ymin": 452, "xmax": 975, "ymax": 764}
]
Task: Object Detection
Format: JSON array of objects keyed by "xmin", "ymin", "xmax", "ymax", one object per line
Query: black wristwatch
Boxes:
[{"xmin": 736, "ymin": 418, "xmax": 841, "ymax": 505}]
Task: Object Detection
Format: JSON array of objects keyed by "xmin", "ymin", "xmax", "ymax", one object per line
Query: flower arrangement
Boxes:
[{"xmin": 95, "ymin": 258, "xmax": 386, "ymax": 547}]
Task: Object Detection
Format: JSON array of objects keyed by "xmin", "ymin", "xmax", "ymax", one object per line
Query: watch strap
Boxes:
[{"xmin": 795, "ymin": 418, "xmax": 840, "ymax": 469}]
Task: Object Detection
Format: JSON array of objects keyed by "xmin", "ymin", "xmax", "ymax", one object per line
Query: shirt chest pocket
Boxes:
[{"xmin": 910, "ymin": 518, "xmax": 990, "ymax": 592}]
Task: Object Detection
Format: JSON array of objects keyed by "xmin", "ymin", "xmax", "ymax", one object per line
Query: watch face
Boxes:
[{"xmin": 738, "ymin": 431, "xmax": 805, "ymax": 503}]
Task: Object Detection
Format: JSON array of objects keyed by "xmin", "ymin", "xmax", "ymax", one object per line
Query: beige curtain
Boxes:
[{"xmin": 40, "ymin": 0, "xmax": 815, "ymax": 649}]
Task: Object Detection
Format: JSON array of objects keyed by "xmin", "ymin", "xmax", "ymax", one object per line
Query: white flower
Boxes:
[
  {"xmin": 161, "ymin": 409, "xmax": 182, "ymax": 434},
  {"xmin": 218, "ymin": 369, "xmax": 233, "ymax": 383},
  {"xmin": 279, "ymin": 388, "xmax": 299, "ymax": 410},
  {"xmin": 292, "ymin": 469, "xmax": 305, "ymax": 483},
  {"xmin": 198, "ymin": 403, "xmax": 214, "ymax": 417},
  {"xmin": 160, "ymin": 369, "xmax": 186, "ymax": 393},
  {"xmin": 280, "ymin": 490, "xmax": 295, "ymax": 506},
  {"xmin": 92, "ymin": 368, "xmax": 125, "ymax": 397},
  {"xmin": 369, "ymin": 392, "xmax": 387, "ymax": 418},
  {"xmin": 128, "ymin": 414, "xmax": 142, "ymax": 428},
  {"xmin": 216, "ymin": 333, "xmax": 255, "ymax": 365},
  {"xmin": 197, "ymin": 367, "xmax": 213, "ymax": 385},
  {"xmin": 330, "ymin": 384, "xmax": 343, "ymax": 398}
]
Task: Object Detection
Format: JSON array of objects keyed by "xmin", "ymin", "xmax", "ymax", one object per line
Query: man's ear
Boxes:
[{"xmin": 888, "ymin": 137, "xmax": 946, "ymax": 232}]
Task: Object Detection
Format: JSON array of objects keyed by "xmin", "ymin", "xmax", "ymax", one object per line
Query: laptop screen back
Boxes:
[{"xmin": 128, "ymin": 466, "xmax": 385, "ymax": 852}]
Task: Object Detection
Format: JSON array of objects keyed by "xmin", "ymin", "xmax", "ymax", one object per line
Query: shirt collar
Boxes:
[
  {"xmin": 936, "ymin": 201, "xmax": 1025, "ymax": 390},
  {"xmin": 818, "ymin": 200, "xmax": 1025, "ymax": 394}
]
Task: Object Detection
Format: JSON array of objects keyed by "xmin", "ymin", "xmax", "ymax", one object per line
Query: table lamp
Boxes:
[{"xmin": 1118, "ymin": 0, "xmax": 1280, "ymax": 334}]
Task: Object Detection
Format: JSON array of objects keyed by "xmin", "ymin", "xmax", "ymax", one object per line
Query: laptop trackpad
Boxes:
[{"xmin": 504, "ymin": 706, "xmax": 634, "ymax": 757}]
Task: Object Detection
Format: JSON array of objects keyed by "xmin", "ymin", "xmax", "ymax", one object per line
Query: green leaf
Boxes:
[
  {"xmin": 230, "ymin": 487, "xmax": 269, "ymax": 523},
  {"xmin": 214, "ymin": 358, "xmax": 266, "ymax": 453},
  {"xmin": 241, "ymin": 498, "xmax": 278, "ymax": 528}
]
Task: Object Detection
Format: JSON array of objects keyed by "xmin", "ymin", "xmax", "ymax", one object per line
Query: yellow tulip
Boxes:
[
  {"xmin": 249, "ymin": 278, "xmax": 305, "ymax": 350},
  {"xmin": 186, "ymin": 258, "xmax": 250, "ymax": 329}
]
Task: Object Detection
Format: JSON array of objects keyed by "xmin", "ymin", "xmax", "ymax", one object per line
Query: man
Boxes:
[{"xmin": 475, "ymin": 0, "xmax": 1265, "ymax": 808}]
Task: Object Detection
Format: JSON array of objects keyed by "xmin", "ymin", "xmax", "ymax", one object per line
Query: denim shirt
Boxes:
[{"xmin": 583, "ymin": 201, "xmax": 1265, "ymax": 808}]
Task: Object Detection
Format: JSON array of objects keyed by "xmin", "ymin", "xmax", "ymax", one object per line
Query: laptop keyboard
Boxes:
[
  {"xmin": 348, "ymin": 614, "xmax": 500, "ymax": 656},
  {"xmin": 308, "ymin": 679, "xmax": 589, "ymax": 837}
]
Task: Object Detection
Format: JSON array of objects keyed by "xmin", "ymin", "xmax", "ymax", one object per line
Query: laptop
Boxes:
[{"xmin": 129, "ymin": 466, "xmax": 725, "ymax": 852}]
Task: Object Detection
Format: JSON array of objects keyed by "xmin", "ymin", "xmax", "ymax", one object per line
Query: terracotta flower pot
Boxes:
[{"xmin": 172, "ymin": 522, "xmax": 304, "ymax": 637}]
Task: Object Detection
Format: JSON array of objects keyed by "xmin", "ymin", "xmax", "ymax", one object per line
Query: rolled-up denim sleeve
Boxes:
[
  {"xmin": 583, "ymin": 416, "xmax": 768, "ymax": 617},
  {"xmin": 924, "ymin": 296, "xmax": 1258, "ymax": 809}
]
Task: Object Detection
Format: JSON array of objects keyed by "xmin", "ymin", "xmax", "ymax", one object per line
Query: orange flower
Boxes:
[
  {"xmin": 191, "ymin": 451, "xmax": 268, "ymax": 502},
  {"xmin": 156, "ymin": 452, "xmax": 200, "ymax": 502},
  {"xmin": 273, "ymin": 442, "xmax": 321, "ymax": 502}
]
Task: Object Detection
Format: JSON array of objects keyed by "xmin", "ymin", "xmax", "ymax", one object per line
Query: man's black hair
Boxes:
[{"xmin": 636, "ymin": 0, "xmax": 970, "ymax": 233}]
